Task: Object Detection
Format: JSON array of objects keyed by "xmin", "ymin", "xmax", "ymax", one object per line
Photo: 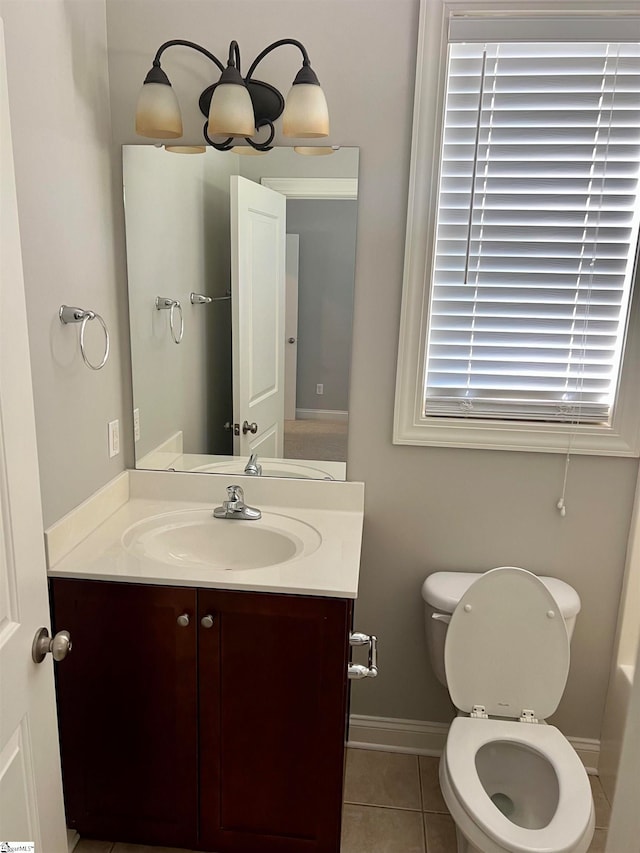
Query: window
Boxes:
[{"xmin": 394, "ymin": 1, "xmax": 640, "ymax": 455}]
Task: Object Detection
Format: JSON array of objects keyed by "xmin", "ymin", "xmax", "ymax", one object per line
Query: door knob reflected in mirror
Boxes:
[
  {"xmin": 32, "ymin": 627, "xmax": 72, "ymax": 663},
  {"xmin": 242, "ymin": 421, "xmax": 258, "ymax": 435}
]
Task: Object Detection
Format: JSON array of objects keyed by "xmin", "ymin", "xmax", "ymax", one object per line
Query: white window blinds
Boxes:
[{"xmin": 425, "ymin": 41, "xmax": 640, "ymax": 423}]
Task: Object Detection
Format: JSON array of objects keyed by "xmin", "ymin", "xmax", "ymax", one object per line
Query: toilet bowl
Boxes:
[
  {"xmin": 424, "ymin": 567, "xmax": 595, "ymax": 853},
  {"xmin": 441, "ymin": 718, "xmax": 594, "ymax": 853}
]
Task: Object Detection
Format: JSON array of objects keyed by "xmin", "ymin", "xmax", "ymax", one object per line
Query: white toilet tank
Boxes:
[{"xmin": 422, "ymin": 570, "xmax": 581, "ymax": 687}]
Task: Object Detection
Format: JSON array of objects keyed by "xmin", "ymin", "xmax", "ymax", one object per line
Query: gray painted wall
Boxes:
[
  {"xmin": 288, "ymin": 199, "xmax": 356, "ymax": 413},
  {"xmin": 0, "ymin": 0, "xmax": 129, "ymax": 528},
  {"xmin": 0, "ymin": 0, "xmax": 631, "ymax": 741},
  {"xmin": 104, "ymin": 0, "xmax": 639, "ymax": 739}
]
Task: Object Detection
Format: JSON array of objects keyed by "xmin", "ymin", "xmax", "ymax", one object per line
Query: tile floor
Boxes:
[{"xmin": 73, "ymin": 747, "xmax": 612, "ymax": 853}]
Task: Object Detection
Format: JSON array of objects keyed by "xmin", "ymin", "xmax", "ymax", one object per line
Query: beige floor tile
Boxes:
[
  {"xmin": 344, "ymin": 748, "xmax": 422, "ymax": 810},
  {"xmin": 590, "ymin": 775, "xmax": 612, "ymax": 829},
  {"xmin": 341, "ymin": 804, "xmax": 425, "ymax": 853},
  {"xmin": 424, "ymin": 813, "xmax": 457, "ymax": 853},
  {"xmin": 75, "ymin": 842, "xmax": 114, "ymax": 853},
  {"xmin": 419, "ymin": 755, "xmax": 448, "ymax": 813},
  {"xmin": 588, "ymin": 828, "xmax": 608, "ymax": 853}
]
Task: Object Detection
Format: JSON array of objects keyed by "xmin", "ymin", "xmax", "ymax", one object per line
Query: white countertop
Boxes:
[{"xmin": 47, "ymin": 471, "xmax": 364, "ymax": 599}]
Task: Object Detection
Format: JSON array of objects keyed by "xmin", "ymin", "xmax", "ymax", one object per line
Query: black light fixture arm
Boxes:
[
  {"xmin": 152, "ymin": 39, "xmax": 225, "ymax": 74},
  {"xmin": 227, "ymin": 40, "xmax": 242, "ymax": 72},
  {"xmin": 245, "ymin": 38, "xmax": 310, "ymax": 81}
]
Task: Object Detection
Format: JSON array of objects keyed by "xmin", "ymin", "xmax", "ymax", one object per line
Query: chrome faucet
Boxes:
[
  {"xmin": 244, "ymin": 453, "xmax": 262, "ymax": 476},
  {"xmin": 213, "ymin": 484, "xmax": 261, "ymax": 520}
]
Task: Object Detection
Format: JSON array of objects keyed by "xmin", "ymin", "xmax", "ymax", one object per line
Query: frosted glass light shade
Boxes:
[
  {"xmin": 294, "ymin": 146, "xmax": 337, "ymax": 156},
  {"xmin": 282, "ymin": 84, "xmax": 329, "ymax": 138},
  {"xmin": 231, "ymin": 146, "xmax": 267, "ymax": 156},
  {"xmin": 135, "ymin": 82, "xmax": 183, "ymax": 139},
  {"xmin": 208, "ymin": 84, "xmax": 255, "ymax": 137},
  {"xmin": 164, "ymin": 146, "xmax": 206, "ymax": 154}
]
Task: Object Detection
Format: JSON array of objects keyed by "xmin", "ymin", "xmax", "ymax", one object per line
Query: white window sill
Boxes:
[{"xmin": 392, "ymin": 415, "xmax": 640, "ymax": 457}]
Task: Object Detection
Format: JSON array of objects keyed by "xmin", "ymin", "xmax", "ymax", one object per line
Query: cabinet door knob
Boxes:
[
  {"xmin": 201, "ymin": 614, "xmax": 215, "ymax": 629},
  {"xmin": 177, "ymin": 613, "xmax": 190, "ymax": 627}
]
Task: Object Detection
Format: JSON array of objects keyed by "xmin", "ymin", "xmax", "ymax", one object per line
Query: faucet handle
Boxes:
[
  {"xmin": 226, "ymin": 484, "xmax": 244, "ymax": 505},
  {"xmin": 213, "ymin": 483, "xmax": 261, "ymax": 520}
]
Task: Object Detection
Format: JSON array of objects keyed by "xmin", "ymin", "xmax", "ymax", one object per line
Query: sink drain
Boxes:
[{"xmin": 491, "ymin": 792, "xmax": 515, "ymax": 817}]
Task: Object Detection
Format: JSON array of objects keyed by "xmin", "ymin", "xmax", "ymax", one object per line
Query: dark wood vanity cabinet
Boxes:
[{"xmin": 50, "ymin": 579, "xmax": 353, "ymax": 853}]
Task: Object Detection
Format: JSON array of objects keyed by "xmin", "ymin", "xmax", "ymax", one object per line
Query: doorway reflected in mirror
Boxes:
[{"xmin": 123, "ymin": 146, "xmax": 359, "ymax": 480}]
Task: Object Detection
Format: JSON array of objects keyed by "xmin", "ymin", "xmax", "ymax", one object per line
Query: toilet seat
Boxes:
[
  {"xmin": 444, "ymin": 717, "xmax": 593, "ymax": 853},
  {"xmin": 444, "ymin": 567, "xmax": 570, "ymax": 721}
]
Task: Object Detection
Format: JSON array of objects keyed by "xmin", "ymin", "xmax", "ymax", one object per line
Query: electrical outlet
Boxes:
[
  {"xmin": 316, "ymin": 383, "xmax": 324, "ymax": 395},
  {"xmin": 133, "ymin": 408, "xmax": 140, "ymax": 442},
  {"xmin": 108, "ymin": 419, "xmax": 120, "ymax": 458}
]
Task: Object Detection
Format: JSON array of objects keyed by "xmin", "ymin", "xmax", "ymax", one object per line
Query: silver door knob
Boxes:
[
  {"xmin": 177, "ymin": 613, "xmax": 190, "ymax": 627},
  {"xmin": 201, "ymin": 614, "xmax": 215, "ymax": 629},
  {"xmin": 32, "ymin": 627, "xmax": 72, "ymax": 663},
  {"xmin": 242, "ymin": 420, "xmax": 258, "ymax": 435},
  {"xmin": 288, "ymin": 337, "xmax": 296, "ymax": 344}
]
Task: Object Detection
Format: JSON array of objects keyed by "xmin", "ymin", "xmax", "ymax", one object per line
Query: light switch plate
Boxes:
[{"xmin": 108, "ymin": 419, "xmax": 120, "ymax": 458}]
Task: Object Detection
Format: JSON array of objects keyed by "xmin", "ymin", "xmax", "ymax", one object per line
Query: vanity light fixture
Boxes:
[{"xmin": 135, "ymin": 38, "xmax": 329, "ymax": 151}]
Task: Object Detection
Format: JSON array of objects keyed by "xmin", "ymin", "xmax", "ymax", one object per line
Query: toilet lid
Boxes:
[{"xmin": 444, "ymin": 567, "xmax": 570, "ymax": 720}]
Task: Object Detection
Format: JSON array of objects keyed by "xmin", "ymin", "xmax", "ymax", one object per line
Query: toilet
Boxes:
[{"xmin": 422, "ymin": 567, "xmax": 595, "ymax": 853}]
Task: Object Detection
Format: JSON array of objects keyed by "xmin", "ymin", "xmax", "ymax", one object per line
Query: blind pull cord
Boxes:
[{"xmin": 556, "ymin": 44, "xmax": 620, "ymax": 519}]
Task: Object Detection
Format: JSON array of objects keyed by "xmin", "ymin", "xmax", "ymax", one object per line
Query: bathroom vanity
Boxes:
[{"xmin": 46, "ymin": 471, "xmax": 365, "ymax": 853}]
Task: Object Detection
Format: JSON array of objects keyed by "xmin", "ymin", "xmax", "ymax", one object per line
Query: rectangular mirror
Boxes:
[{"xmin": 123, "ymin": 145, "xmax": 359, "ymax": 481}]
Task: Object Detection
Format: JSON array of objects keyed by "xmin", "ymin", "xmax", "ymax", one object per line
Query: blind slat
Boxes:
[{"xmin": 425, "ymin": 41, "xmax": 640, "ymax": 424}]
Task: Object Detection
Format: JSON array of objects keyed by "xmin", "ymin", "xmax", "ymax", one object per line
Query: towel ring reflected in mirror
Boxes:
[{"xmin": 155, "ymin": 296, "xmax": 184, "ymax": 344}]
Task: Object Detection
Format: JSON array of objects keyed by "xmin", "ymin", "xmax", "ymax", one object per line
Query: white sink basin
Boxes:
[
  {"xmin": 191, "ymin": 460, "xmax": 336, "ymax": 480},
  {"xmin": 121, "ymin": 509, "xmax": 322, "ymax": 571}
]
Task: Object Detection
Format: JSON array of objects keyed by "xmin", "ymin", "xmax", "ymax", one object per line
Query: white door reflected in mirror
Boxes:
[{"xmin": 231, "ymin": 175, "xmax": 286, "ymax": 458}]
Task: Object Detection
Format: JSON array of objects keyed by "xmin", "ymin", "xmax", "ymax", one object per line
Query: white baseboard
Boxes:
[
  {"xmin": 348, "ymin": 714, "xmax": 448, "ymax": 757},
  {"xmin": 295, "ymin": 408, "xmax": 349, "ymax": 422},
  {"xmin": 67, "ymin": 828, "xmax": 79, "ymax": 853},
  {"xmin": 348, "ymin": 714, "xmax": 600, "ymax": 775}
]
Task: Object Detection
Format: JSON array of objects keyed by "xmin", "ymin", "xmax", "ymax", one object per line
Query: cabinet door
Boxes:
[
  {"xmin": 50, "ymin": 579, "xmax": 198, "ymax": 847},
  {"xmin": 198, "ymin": 589, "xmax": 352, "ymax": 853}
]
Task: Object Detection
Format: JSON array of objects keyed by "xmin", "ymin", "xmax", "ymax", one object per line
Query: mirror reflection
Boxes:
[{"xmin": 123, "ymin": 145, "xmax": 359, "ymax": 480}]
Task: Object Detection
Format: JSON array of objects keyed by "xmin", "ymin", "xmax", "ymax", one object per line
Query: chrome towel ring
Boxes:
[
  {"xmin": 59, "ymin": 305, "xmax": 110, "ymax": 371},
  {"xmin": 155, "ymin": 296, "xmax": 184, "ymax": 344}
]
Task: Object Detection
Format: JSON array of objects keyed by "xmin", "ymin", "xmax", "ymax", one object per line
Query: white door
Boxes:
[
  {"xmin": 230, "ymin": 176, "xmax": 286, "ymax": 457},
  {"xmin": 284, "ymin": 234, "xmax": 299, "ymax": 421},
  {"xmin": 0, "ymin": 20, "xmax": 67, "ymax": 852}
]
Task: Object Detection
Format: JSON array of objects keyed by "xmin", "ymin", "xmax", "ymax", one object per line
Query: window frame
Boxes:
[{"xmin": 393, "ymin": 0, "xmax": 640, "ymax": 456}]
